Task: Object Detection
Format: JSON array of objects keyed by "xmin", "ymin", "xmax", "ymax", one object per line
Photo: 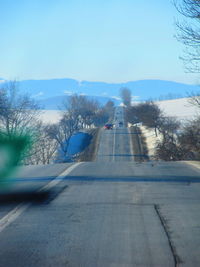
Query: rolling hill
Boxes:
[{"xmin": 0, "ymin": 78, "xmax": 199, "ymax": 109}]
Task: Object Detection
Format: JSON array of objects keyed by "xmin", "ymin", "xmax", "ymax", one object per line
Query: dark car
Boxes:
[
  {"xmin": 118, "ymin": 122, "xmax": 123, "ymax": 127},
  {"xmin": 104, "ymin": 123, "xmax": 113, "ymax": 130}
]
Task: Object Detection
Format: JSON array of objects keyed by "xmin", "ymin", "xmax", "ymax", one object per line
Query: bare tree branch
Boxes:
[{"xmin": 174, "ymin": 0, "xmax": 200, "ymax": 72}]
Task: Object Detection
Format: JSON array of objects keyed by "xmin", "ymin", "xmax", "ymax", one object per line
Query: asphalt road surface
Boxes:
[
  {"xmin": 97, "ymin": 106, "xmax": 134, "ymax": 162},
  {"xmin": 0, "ymin": 113, "xmax": 200, "ymax": 266},
  {"xmin": 96, "ymin": 127, "xmax": 134, "ymax": 162}
]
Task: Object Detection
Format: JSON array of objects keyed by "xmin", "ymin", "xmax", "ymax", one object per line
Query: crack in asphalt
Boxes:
[{"xmin": 154, "ymin": 204, "xmax": 182, "ymax": 267}]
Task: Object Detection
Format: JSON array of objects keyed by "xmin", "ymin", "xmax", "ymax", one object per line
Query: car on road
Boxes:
[
  {"xmin": 104, "ymin": 123, "xmax": 113, "ymax": 130},
  {"xmin": 118, "ymin": 122, "xmax": 123, "ymax": 127}
]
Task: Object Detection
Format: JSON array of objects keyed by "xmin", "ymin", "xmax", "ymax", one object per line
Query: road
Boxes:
[
  {"xmin": 0, "ymin": 108, "xmax": 200, "ymax": 266},
  {"xmin": 97, "ymin": 106, "xmax": 134, "ymax": 162},
  {"xmin": 97, "ymin": 127, "xmax": 134, "ymax": 162}
]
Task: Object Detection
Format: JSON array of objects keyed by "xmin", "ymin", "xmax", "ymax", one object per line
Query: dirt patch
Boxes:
[{"xmin": 77, "ymin": 128, "xmax": 101, "ymax": 162}]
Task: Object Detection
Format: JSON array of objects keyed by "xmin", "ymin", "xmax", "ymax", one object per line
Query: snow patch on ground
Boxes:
[
  {"xmin": 55, "ymin": 132, "xmax": 92, "ymax": 162},
  {"xmin": 156, "ymin": 98, "xmax": 199, "ymax": 120},
  {"xmin": 39, "ymin": 110, "xmax": 63, "ymax": 124},
  {"xmin": 140, "ymin": 98, "xmax": 200, "ymax": 158},
  {"xmin": 139, "ymin": 126, "xmax": 160, "ymax": 158},
  {"xmin": 68, "ymin": 132, "xmax": 92, "ymax": 155}
]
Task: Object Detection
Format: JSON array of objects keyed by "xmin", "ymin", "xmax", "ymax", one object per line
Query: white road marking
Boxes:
[
  {"xmin": 39, "ymin": 162, "xmax": 83, "ymax": 191},
  {"xmin": 112, "ymin": 128, "xmax": 116, "ymax": 162},
  {"xmin": 0, "ymin": 203, "xmax": 29, "ymax": 233},
  {"xmin": 0, "ymin": 162, "xmax": 83, "ymax": 233}
]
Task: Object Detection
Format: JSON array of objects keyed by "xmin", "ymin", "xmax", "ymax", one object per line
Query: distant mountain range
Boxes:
[
  {"xmin": 0, "ymin": 78, "xmax": 199, "ymax": 109},
  {"xmin": 37, "ymin": 95, "xmax": 121, "ymax": 110}
]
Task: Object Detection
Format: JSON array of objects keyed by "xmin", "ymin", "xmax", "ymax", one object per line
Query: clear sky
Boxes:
[{"xmin": 0, "ymin": 0, "xmax": 198, "ymax": 84}]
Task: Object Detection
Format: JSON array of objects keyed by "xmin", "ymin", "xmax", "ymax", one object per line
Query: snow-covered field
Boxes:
[
  {"xmin": 140, "ymin": 125, "xmax": 159, "ymax": 158},
  {"xmin": 38, "ymin": 97, "xmax": 200, "ymax": 125},
  {"xmin": 156, "ymin": 97, "xmax": 199, "ymax": 121},
  {"xmin": 140, "ymin": 98, "xmax": 200, "ymax": 158},
  {"xmin": 39, "ymin": 110, "xmax": 63, "ymax": 124}
]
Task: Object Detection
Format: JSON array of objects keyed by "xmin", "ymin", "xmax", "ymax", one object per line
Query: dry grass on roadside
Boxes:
[{"xmin": 130, "ymin": 126, "xmax": 149, "ymax": 162}]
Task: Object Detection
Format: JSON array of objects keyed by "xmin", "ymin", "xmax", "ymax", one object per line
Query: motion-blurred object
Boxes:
[{"xmin": 0, "ymin": 133, "xmax": 30, "ymax": 181}]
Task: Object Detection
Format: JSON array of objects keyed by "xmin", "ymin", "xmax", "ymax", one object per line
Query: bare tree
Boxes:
[
  {"xmin": 24, "ymin": 123, "xmax": 58, "ymax": 165},
  {"xmin": 187, "ymin": 91, "xmax": 200, "ymax": 108},
  {"xmin": 62, "ymin": 95, "xmax": 99, "ymax": 129},
  {"xmin": 127, "ymin": 101, "xmax": 162, "ymax": 135},
  {"xmin": 174, "ymin": 0, "xmax": 200, "ymax": 72},
  {"xmin": 158, "ymin": 117, "xmax": 180, "ymax": 142},
  {"xmin": 38, "ymin": 127, "xmax": 58, "ymax": 164},
  {"xmin": 178, "ymin": 117, "xmax": 200, "ymax": 159},
  {"xmin": 93, "ymin": 109, "xmax": 108, "ymax": 127},
  {"xmin": 156, "ymin": 116, "xmax": 200, "ymax": 161},
  {"xmin": 155, "ymin": 117, "xmax": 183, "ymax": 161},
  {"xmin": 0, "ymin": 89, "xmax": 7, "ymax": 118},
  {"xmin": 46, "ymin": 119, "xmax": 71, "ymax": 160},
  {"xmin": 103, "ymin": 100, "xmax": 115, "ymax": 121},
  {"xmin": 120, "ymin": 88, "xmax": 131, "ymax": 107},
  {"xmin": 79, "ymin": 98, "xmax": 99, "ymax": 127},
  {"xmin": 155, "ymin": 138, "xmax": 186, "ymax": 161},
  {"xmin": 0, "ymin": 81, "xmax": 45, "ymax": 165},
  {"xmin": 126, "ymin": 106, "xmax": 140, "ymax": 125},
  {"xmin": 0, "ymin": 81, "xmax": 41, "ymax": 137}
]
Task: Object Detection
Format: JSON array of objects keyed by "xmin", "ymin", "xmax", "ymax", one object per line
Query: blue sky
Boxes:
[{"xmin": 0, "ymin": 0, "xmax": 198, "ymax": 84}]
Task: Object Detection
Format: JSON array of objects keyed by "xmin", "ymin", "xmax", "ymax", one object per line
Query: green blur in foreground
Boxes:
[{"xmin": 0, "ymin": 133, "xmax": 31, "ymax": 181}]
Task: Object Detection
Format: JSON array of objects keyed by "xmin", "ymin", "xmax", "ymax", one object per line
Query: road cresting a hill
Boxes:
[{"xmin": 183, "ymin": 161, "xmax": 200, "ymax": 171}]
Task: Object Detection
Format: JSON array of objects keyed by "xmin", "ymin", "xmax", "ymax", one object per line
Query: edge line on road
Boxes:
[
  {"xmin": 0, "ymin": 162, "xmax": 83, "ymax": 234},
  {"xmin": 39, "ymin": 162, "xmax": 83, "ymax": 191},
  {"xmin": 112, "ymin": 128, "xmax": 116, "ymax": 162},
  {"xmin": 183, "ymin": 161, "xmax": 200, "ymax": 171},
  {"xmin": 128, "ymin": 127, "xmax": 135, "ymax": 161}
]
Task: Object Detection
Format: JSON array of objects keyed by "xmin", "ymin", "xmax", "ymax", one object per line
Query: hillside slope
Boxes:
[{"xmin": 1, "ymin": 78, "xmax": 199, "ymax": 104}]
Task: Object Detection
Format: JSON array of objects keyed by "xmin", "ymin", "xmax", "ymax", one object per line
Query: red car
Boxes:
[{"xmin": 104, "ymin": 124, "xmax": 113, "ymax": 130}]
